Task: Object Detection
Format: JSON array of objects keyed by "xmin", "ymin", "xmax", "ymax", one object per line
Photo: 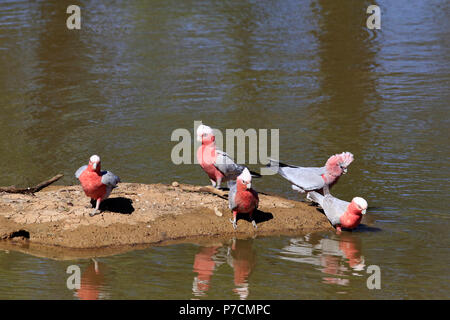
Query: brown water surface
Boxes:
[{"xmin": 0, "ymin": 0, "xmax": 449, "ymax": 299}]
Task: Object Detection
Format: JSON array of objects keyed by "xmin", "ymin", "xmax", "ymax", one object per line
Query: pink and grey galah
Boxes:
[
  {"xmin": 75, "ymin": 155, "xmax": 121, "ymax": 217},
  {"xmin": 196, "ymin": 124, "xmax": 261, "ymax": 189},
  {"xmin": 267, "ymin": 152, "xmax": 354, "ymax": 194},
  {"xmin": 227, "ymin": 168, "xmax": 259, "ymax": 230},
  {"xmin": 307, "ymin": 187, "xmax": 368, "ymax": 233}
]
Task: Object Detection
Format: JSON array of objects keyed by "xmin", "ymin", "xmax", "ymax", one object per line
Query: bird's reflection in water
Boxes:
[
  {"xmin": 280, "ymin": 233, "xmax": 365, "ymax": 286},
  {"xmin": 75, "ymin": 258, "xmax": 109, "ymax": 300},
  {"xmin": 192, "ymin": 239, "xmax": 256, "ymax": 299}
]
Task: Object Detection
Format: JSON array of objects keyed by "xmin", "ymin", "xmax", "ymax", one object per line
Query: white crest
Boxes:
[
  {"xmin": 238, "ymin": 168, "xmax": 252, "ymax": 182},
  {"xmin": 90, "ymin": 155, "xmax": 101, "ymax": 163},
  {"xmin": 196, "ymin": 124, "xmax": 213, "ymax": 137},
  {"xmin": 352, "ymin": 197, "xmax": 368, "ymax": 210}
]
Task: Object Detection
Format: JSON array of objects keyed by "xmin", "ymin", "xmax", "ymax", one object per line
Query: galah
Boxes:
[
  {"xmin": 267, "ymin": 152, "xmax": 354, "ymax": 194},
  {"xmin": 75, "ymin": 155, "xmax": 120, "ymax": 217},
  {"xmin": 196, "ymin": 124, "xmax": 261, "ymax": 189},
  {"xmin": 227, "ymin": 168, "xmax": 259, "ymax": 230},
  {"xmin": 307, "ymin": 188, "xmax": 368, "ymax": 233}
]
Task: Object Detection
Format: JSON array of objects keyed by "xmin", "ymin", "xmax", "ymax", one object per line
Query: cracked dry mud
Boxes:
[{"xmin": 0, "ymin": 182, "xmax": 332, "ymax": 258}]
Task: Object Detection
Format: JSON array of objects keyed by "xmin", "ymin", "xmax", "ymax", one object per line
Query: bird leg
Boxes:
[
  {"xmin": 90, "ymin": 198, "xmax": 101, "ymax": 217},
  {"xmin": 88, "ymin": 198, "xmax": 96, "ymax": 209},
  {"xmin": 336, "ymin": 225, "xmax": 342, "ymax": 234},
  {"xmin": 250, "ymin": 211, "xmax": 257, "ymax": 229},
  {"xmin": 92, "ymin": 258, "xmax": 99, "ymax": 274},
  {"xmin": 210, "ymin": 179, "xmax": 217, "ymax": 188},
  {"xmin": 216, "ymin": 177, "xmax": 223, "ymax": 189},
  {"xmin": 229, "ymin": 210, "xmax": 237, "ymax": 230}
]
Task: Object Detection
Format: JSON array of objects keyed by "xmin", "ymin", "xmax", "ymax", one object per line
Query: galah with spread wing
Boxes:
[
  {"xmin": 267, "ymin": 152, "xmax": 354, "ymax": 194},
  {"xmin": 227, "ymin": 168, "xmax": 259, "ymax": 230},
  {"xmin": 307, "ymin": 187, "xmax": 367, "ymax": 233},
  {"xmin": 75, "ymin": 155, "xmax": 120, "ymax": 217},
  {"xmin": 196, "ymin": 124, "xmax": 261, "ymax": 189}
]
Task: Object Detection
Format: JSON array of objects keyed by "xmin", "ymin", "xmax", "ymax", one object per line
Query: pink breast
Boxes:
[{"xmin": 79, "ymin": 171, "xmax": 106, "ymax": 200}]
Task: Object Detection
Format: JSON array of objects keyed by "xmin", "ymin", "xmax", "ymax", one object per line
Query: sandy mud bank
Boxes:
[{"xmin": 0, "ymin": 182, "xmax": 332, "ymax": 258}]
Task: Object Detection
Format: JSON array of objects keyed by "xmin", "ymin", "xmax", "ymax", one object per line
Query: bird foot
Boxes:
[
  {"xmin": 89, "ymin": 209, "xmax": 100, "ymax": 217},
  {"xmin": 252, "ymin": 220, "xmax": 258, "ymax": 229},
  {"xmin": 229, "ymin": 218, "xmax": 237, "ymax": 230}
]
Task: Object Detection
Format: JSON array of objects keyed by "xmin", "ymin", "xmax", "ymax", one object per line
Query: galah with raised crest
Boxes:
[
  {"xmin": 227, "ymin": 168, "xmax": 259, "ymax": 230},
  {"xmin": 307, "ymin": 187, "xmax": 368, "ymax": 233},
  {"xmin": 75, "ymin": 155, "xmax": 120, "ymax": 217},
  {"xmin": 267, "ymin": 152, "xmax": 354, "ymax": 194},
  {"xmin": 196, "ymin": 124, "xmax": 261, "ymax": 189}
]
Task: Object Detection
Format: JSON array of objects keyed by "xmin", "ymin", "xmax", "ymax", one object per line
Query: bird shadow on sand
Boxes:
[
  {"xmin": 237, "ymin": 209, "xmax": 273, "ymax": 226},
  {"xmin": 90, "ymin": 197, "xmax": 135, "ymax": 215}
]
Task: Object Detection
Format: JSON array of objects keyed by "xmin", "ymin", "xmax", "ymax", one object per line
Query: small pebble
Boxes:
[
  {"xmin": 214, "ymin": 207, "xmax": 223, "ymax": 217},
  {"xmin": 172, "ymin": 181, "xmax": 179, "ymax": 187}
]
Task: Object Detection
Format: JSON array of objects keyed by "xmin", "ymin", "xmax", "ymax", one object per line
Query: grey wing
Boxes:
[
  {"xmin": 322, "ymin": 195, "xmax": 350, "ymax": 226},
  {"xmin": 278, "ymin": 166, "xmax": 325, "ymax": 191},
  {"xmin": 75, "ymin": 165, "xmax": 87, "ymax": 179},
  {"xmin": 227, "ymin": 180, "xmax": 237, "ymax": 210},
  {"xmin": 214, "ymin": 150, "xmax": 245, "ymax": 180},
  {"xmin": 309, "ymin": 166, "xmax": 326, "ymax": 175},
  {"xmin": 100, "ymin": 171, "xmax": 120, "ymax": 187}
]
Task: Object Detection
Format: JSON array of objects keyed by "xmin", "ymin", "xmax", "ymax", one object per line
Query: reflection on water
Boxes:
[
  {"xmin": 75, "ymin": 259, "xmax": 110, "ymax": 300},
  {"xmin": 192, "ymin": 239, "xmax": 255, "ymax": 300},
  {"xmin": 280, "ymin": 233, "xmax": 365, "ymax": 287}
]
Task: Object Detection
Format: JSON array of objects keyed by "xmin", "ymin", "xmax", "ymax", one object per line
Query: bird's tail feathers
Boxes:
[
  {"xmin": 266, "ymin": 159, "xmax": 294, "ymax": 173},
  {"xmin": 307, "ymin": 191, "xmax": 324, "ymax": 206},
  {"xmin": 249, "ymin": 170, "xmax": 262, "ymax": 178}
]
